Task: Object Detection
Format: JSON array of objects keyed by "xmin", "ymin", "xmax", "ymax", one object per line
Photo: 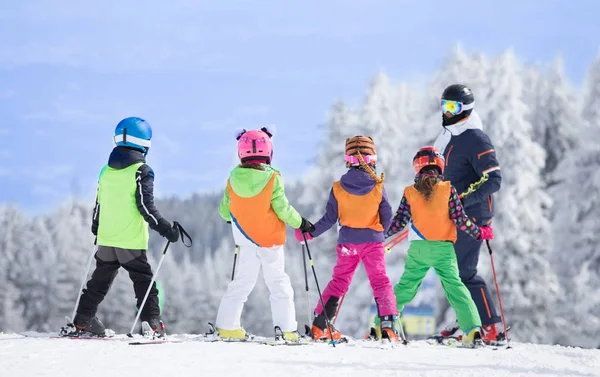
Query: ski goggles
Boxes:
[
  {"xmin": 440, "ymin": 100, "xmax": 474, "ymax": 115},
  {"xmin": 345, "ymin": 154, "xmax": 377, "ymax": 165}
]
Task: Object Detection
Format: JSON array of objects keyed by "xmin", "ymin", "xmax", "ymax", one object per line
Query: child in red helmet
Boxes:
[
  {"xmin": 381, "ymin": 146, "xmax": 494, "ymax": 347},
  {"xmin": 215, "ymin": 127, "xmax": 314, "ymax": 342}
]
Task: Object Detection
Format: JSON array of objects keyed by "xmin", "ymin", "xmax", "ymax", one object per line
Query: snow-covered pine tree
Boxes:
[
  {"xmin": 548, "ymin": 53, "xmax": 600, "ymax": 347},
  {"xmin": 529, "ymin": 57, "xmax": 581, "ymax": 186},
  {"xmin": 550, "ymin": 146, "xmax": 600, "ymax": 348},
  {"xmin": 0, "ymin": 206, "xmax": 27, "ymax": 332},
  {"xmin": 582, "ymin": 50, "xmax": 600, "ymax": 141},
  {"xmin": 299, "ymin": 100, "xmax": 360, "ymax": 216},
  {"xmin": 483, "ymin": 50, "xmax": 560, "ymax": 344}
]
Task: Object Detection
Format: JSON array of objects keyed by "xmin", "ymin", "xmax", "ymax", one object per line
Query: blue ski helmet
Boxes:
[{"xmin": 113, "ymin": 117, "xmax": 152, "ymax": 153}]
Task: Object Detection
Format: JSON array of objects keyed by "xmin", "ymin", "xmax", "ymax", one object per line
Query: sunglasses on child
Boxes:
[{"xmin": 440, "ymin": 100, "xmax": 474, "ymax": 115}]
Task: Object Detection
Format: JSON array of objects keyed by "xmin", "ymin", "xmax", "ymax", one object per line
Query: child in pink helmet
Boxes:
[{"xmin": 215, "ymin": 127, "xmax": 314, "ymax": 342}]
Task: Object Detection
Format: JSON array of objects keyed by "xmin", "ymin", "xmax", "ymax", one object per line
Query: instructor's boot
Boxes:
[{"xmin": 481, "ymin": 324, "xmax": 500, "ymax": 345}]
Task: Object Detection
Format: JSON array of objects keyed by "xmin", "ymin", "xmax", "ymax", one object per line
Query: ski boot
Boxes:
[
  {"xmin": 428, "ymin": 319, "xmax": 459, "ymax": 343},
  {"xmin": 205, "ymin": 322, "xmax": 251, "ymax": 342},
  {"xmin": 308, "ymin": 324, "xmax": 343, "ymax": 342},
  {"xmin": 274, "ymin": 326, "xmax": 301, "ymax": 343},
  {"xmin": 461, "ymin": 327, "xmax": 484, "ymax": 348},
  {"xmin": 379, "ymin": 315, "xmax": 401, "ymax": 344},
  {"xmin": 214, "ymin": 324, "xmax": 250, "ymax": 341},
  {"xmin": 364, "ymin": 326, "xmax": 379, "ymax": 340},
  {"xmin": 141, "ymin": 318, "xmax": 166, "ymax": 339},
  {"xmin": 482, "ymin": 323, "xmax": 510, "ymax": 345},
  {"xmin": 309, "ymin": 305, "xmax": 344, "ymax": 342},
  {"xmin": 60, "ymin": 314, "xmax": 107, "ymax": 337}
]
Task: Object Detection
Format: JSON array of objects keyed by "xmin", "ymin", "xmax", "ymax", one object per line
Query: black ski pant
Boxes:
[
  {"xmin": 76, "ymin": 246, "xmax": 160, "ymax": 321},
  {"xmin": 455, "ymin": 225, "xmax": 500, "ymax": 326}
]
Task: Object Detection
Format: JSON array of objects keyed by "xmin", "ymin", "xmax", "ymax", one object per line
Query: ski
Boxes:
[
  {"xmin": 129, "ymin": 339, "xmax": 185, "ymax": 345},
  {"xmin": 256, "ymin": 339, "xmax": 313, "ymax": 346},
  {"xmin": 426, "ymin": 336, "xmax": 505, "ymax": 350},
  {"xmin": 21, "ymin": 333, "xmax": 126, "ymax": 341}
]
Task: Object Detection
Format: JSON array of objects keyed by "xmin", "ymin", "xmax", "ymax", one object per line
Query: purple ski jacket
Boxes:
[{"xmin": 311, "ymin": 167, "xmax": 393, "ymax": 244}]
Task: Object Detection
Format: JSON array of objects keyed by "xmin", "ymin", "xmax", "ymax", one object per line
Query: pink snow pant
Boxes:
[{"xmin": 315, "ymin": 242, "xmax": 398, "ymax": 317}]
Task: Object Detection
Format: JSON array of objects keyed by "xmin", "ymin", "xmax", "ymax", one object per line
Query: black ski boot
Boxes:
[{"xmin": 71, "ymin": 314, "xmax": 107, "ymax": 337}]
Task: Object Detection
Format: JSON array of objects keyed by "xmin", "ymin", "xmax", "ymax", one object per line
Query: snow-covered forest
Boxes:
[{"xmin": 1, "ymin": 46, "xmax": 599, "ymax": 349}]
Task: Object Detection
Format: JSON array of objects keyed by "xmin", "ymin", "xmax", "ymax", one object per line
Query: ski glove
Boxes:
[
  {"xmin": 478, "ymin": 226, "xmax": 494, "ymax": 241},
  {"xmin": 294, "ymin": 228, "xmax": 313, "ymax": 243},
  {"xmin": 157, "ymin": 218, "xmax": 180, "ymax": 243},
  {"xmin": 298, "ymin": 217, "xmax": 315, "ymax": 234}
]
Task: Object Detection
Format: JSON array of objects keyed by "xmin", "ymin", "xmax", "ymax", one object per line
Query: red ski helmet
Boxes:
[{"xmin": 413, "ymin": 146, "xmax": 445, "ymax": 175}]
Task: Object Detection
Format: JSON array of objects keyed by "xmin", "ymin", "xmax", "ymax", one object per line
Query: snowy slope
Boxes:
[{"xmin": 1, "ymin": 333, "xmax": 598, "ymax": 377}]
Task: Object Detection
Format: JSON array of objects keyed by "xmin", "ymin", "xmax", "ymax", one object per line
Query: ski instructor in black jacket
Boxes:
[{"xmin": 432, "ymin": 84, "xmax": 504, "ymax": 345}]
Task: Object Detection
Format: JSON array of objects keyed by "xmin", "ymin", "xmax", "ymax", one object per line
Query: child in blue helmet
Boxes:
[{"xmin": 62, "ymin": 117, "xmax": 180, "ymax": 338}]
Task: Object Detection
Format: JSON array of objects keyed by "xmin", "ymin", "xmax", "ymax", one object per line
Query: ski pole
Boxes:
[
  {"xmin": 127, "ymin": 222, "xmax": 192, "ymax": 338},
  {"xmin": 332, "ymin": 294, "xmax": 345, "ymax": 325},
  {"xmin": 302, "ymin": 233, "xmax": 337, "ymax": 347},
  {"xmin": 485, "ymin": 240, "xmax": 511, "ymax": 349},
  {"xmin": 68, "ymin": 239, "xmax": 98, "ymax": 324},
  {"xmin": 301, "ymin": 244, "xmax": 312, "ymax": 327},
  {"xmin": 384, "ymin": 229, "xmax": 408, "ymax": 252},
  {"xmin": 231, "ymin": 245, "xmax": 239, "ymax": 281},
  {"xmin": 127, "ymin": 239, "xmax": 171, "ymax": 337},
  {"xmin": 396, "ymin": 316, "xmax": 408, "ymax": 345}
]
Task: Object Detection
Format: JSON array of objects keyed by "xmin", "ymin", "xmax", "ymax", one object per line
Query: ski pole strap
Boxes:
[
  {"xmin": 458, "ymin": 173, "xmax": 489, "ymax": 199},
  {"xmin": 172, "ymin": 221, "xmax": 193, "ymax": 248}
]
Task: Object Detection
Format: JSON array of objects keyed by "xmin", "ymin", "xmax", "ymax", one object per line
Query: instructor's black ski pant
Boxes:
[
  {"xmin": 76, "ymin": 246, "xmax": 160, "ymax": 321},
  {"xmin": 455, "ymin": 225, "xmax": 501, "ymax": 326}
]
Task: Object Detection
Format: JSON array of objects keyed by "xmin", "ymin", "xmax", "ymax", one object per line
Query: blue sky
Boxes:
[{"xmin": 1, "ymin": 0, "xmax": 599, "ymax": 214}]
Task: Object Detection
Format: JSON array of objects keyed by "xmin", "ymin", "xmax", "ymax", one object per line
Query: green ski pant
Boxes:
[{"xmin": 393, "ymin": 240, "xmax": 481, "ymax": 332}]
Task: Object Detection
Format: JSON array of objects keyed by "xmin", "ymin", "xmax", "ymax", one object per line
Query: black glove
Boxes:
[
  {"xmin": 299, "ymin": 217, "xmax": 315, "ymax": 234},
  {"xmin": 157, "ymin": 218, "xmax": 179, "ymax": 243}
]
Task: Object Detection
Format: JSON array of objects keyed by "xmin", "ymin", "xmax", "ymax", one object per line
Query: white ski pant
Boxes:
[{"xmin": 215, "ymin": 244, "xmax": 297, "ymax": 332}]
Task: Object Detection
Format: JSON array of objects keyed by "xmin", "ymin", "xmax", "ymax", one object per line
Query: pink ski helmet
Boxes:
[{"xmin": 236, "ymin": 126, "xmax": 274, "ymax": 164}]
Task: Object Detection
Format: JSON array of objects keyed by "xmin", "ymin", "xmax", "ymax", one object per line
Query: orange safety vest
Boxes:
[
  {"xmin": 332, "ymin": 181, "xmax": 384, "ymax": 232},
  {"xmin": 227, "ymin": 173, "xmax": 286, "ymax": 247},
  {"xmin": 404, "ymin": 181, "xmax": 457, "ymax": 242}
]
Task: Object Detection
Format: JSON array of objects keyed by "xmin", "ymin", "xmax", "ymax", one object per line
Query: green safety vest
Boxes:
[{"xmin": 97, "ymin": 162, "xmax": 150, "ymax": 250}]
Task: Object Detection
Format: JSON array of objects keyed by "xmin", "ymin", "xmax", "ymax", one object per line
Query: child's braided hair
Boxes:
[{"xmin": 345, "ymin": 136, "xmax": 384, "ymax": 184}]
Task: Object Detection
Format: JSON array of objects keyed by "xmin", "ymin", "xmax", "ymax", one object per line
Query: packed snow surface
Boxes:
[{"xmin": 2, "ymin": 333, "xmax": 599, "ymax": 377}]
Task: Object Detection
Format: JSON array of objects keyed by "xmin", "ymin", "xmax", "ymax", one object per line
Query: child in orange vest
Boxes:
[
  {"xmin": 382, "ymin": 146, "xmax": 494, "ymax": 347},
  {"xmin": 294, "ymin": 136, "xmax": 399, "ymax": 343},
  {"xmin": 216, "ymin": 127, "xmax": 315, "ymax": 342}
]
